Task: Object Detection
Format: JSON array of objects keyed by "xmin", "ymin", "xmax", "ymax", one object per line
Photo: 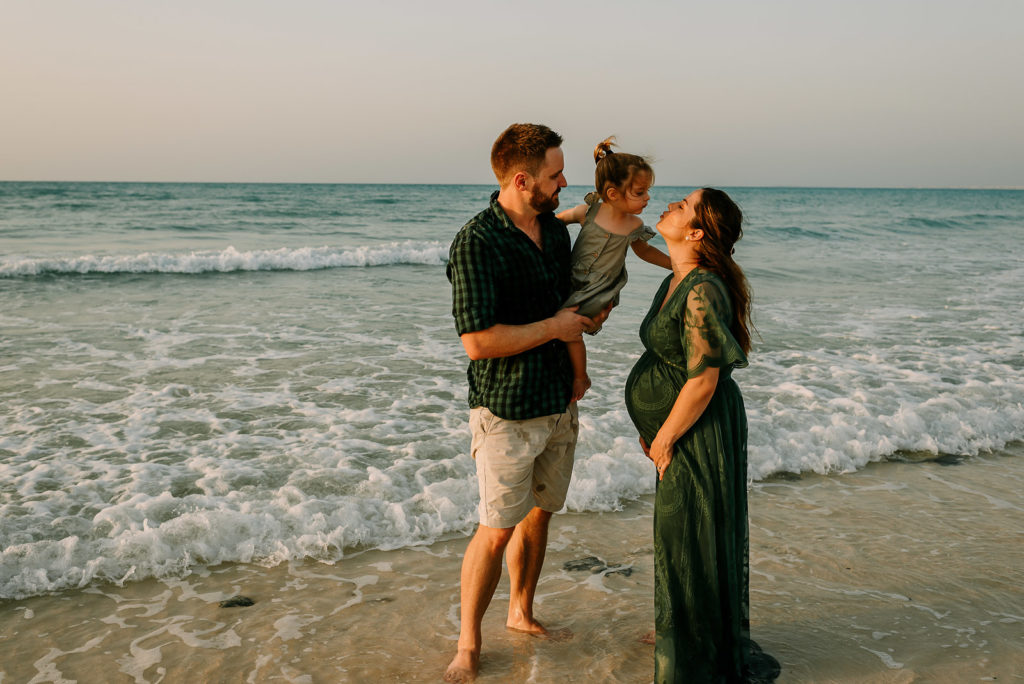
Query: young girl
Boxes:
[{"xmin": 557, "ymin": 137, "xmax": 672, "ymax": 401}]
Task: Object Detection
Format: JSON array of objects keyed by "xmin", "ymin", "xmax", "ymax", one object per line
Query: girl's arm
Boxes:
[
  {"xmin": 630, "ymin": 240, "xmax": 672, "ymax": 269},
  {"xmin": 646, "ymin": 366, "xmax": 719, "ymax": 479},
  {"xmin": 556, "ymin": 203, "xmax": 588, "ymax": 225}
]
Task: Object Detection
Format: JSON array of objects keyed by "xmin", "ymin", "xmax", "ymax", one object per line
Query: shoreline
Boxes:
[{"xmin": 2, "ymin": 446, "xmax": 1021, "ymax": 683}]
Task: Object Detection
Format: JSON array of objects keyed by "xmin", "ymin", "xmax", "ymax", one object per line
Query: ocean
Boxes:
[{"xmin": 2, "ymin": 181, "xmax": 1022, "ymax": 606}]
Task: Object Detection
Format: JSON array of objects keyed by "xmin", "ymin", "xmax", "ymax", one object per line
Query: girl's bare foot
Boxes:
[{"xmin": 571, "ymin": 376, "xmax": 591, "ymax": 402}]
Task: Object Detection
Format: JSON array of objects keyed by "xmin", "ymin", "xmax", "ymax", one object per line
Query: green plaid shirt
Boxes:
[{"xmin": 447, "ymin": 191, "xmax": 573, "ymax": 420}]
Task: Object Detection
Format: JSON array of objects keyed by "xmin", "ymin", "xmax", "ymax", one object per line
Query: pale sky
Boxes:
[{"xmin": 2, "ymin": 0, "xmax": 1022, "ymax": 187}]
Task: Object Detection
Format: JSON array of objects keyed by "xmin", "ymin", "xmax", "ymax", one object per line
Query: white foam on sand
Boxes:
[
  {"xmin": 1, "ymin": 449, "xmax": 1021, "ymax": 682},
  {"xmin": 3, "ymin": 306, "xmax": 1023, "ymax": 599}
]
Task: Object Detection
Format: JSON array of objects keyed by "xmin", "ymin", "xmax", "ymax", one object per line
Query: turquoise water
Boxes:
[{"xmin": 1, "ymin": 182, "xmax": 1022, "ymax": 598}]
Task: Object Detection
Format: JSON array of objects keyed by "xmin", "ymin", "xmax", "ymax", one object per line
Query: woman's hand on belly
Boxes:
[
  {"xmin": 647, "ymin": 434, "xmax": 674, "ymax": 481},
  {"xmin": 647, "ymin": 366, "xmax": 720, "ymax": 480},
  {"xmin": 639, "ymin": 436, "xmax": 672, "ymax": 481}
]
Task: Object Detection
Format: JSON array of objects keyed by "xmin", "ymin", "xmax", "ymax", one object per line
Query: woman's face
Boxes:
[{"xmin": 656, "ymin": 189, "xmax": 702, "ymax": 241}]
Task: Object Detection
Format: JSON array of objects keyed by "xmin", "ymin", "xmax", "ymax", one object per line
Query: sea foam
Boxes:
[
  {"xmin": 0, "ymin": 242, "xmax": 449, "ymax": 277},
  {"xmin": 3, "ymin": 183, "xmax": 1023, "ymax": 600}
]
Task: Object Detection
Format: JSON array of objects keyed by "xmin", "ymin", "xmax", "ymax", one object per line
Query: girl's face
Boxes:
[{"xmin": 611, "ymin": 173, "xmax": 651, "ymax": 215}]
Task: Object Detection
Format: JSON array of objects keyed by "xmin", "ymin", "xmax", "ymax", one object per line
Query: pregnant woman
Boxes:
[{"xmin": 625, "ymin": 188, "xmax": 777, "ymax": 682}]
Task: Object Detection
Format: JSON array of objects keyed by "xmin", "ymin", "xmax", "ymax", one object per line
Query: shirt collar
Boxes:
[
  {"xmin": 489, "ymin": 190, "xmax": 556, "ymax": 234},
  {"xmin": 489, "ymin": 191, "xmax": 518, "ymax": 233}
]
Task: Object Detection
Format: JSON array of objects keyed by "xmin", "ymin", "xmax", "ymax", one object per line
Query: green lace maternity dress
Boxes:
[{"xmin": 625, "ymin": 268, "xmax": 770, "ymax": 683}]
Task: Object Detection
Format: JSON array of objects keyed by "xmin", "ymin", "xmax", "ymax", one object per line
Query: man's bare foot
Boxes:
[
  {"xmin": 443, "ymin": 649, "xmax": 479, "ymax": 683},
  {"xmin": 640, "ymin": 630, "xmax": 656, "ymax": 645},
  {"xmin": 506, "ymin": 616, "xmax": 573, "ymax": 642}
]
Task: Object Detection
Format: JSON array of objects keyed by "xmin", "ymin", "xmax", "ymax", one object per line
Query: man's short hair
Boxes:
[{"xmin": 490, "ymin": 123, "xmax": 563, "ymax": 187}]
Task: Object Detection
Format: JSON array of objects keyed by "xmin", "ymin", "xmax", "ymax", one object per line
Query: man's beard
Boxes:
[{"xmin": 528, "ymin": 185, "xmax": 560, "ymax": 214}]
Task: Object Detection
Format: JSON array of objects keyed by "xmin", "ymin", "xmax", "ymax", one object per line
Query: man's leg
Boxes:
[
  {"xmin": 505, "ymin": 506, "xmax": 552, "ymax": 634},
  {"xmin": 505, "ymin": 405, "xmax": 578, "ymax": 636},
  {"xmin": 445, "ymin": 523, "xmax": 515, "ymax": 683}
]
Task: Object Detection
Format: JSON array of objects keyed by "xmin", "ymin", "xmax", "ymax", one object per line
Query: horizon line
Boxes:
[{"xmin": 1, "ymin": 179, "xmax": 1022, "ymax": 191}]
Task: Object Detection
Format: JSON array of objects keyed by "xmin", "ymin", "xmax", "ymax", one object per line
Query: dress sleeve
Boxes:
[
  {"xmin": 682, "ymin": 280, "xmax": 748, "ymax": 378},
  {"xmin": 630, "ymin": 224, "xmax": 657, "ymax": 243}
]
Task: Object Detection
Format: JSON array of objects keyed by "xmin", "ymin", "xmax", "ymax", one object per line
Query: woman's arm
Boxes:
[
  {"xmin": 648, "ymin": 366, "xmax": 720, "ymax": 479},
  {"xmin": 556, "ymin": 203, "xmax": 588, "ymax": 225},
  {"xmin": 630, "ymin": 240, "xmax": 672, "ymax": 269}
]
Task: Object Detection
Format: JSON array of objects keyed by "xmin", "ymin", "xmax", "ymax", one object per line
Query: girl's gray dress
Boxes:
[{"xmin": 563, "ymin": 198, "xmax": 656, "ymax": 319}]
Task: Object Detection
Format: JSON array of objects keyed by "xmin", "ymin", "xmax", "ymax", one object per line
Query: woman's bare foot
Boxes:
[
  {"xmin": 640, "ymin": 630, "xmax": 656, "ymax": 645},
  {"xmin": 443, "ymin": 649, "xmax": 479, "ymax": 683}
]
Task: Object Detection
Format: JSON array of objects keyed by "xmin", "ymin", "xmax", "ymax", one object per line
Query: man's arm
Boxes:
[{"xmin": 460, "ymin": 307, "xmax": 593, "ymax": 360}]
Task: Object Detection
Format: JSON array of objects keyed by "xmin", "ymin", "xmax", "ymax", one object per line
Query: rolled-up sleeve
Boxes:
[{"xmin": 447, "ymin": 230, "xmax": 496, "ymax": 335}]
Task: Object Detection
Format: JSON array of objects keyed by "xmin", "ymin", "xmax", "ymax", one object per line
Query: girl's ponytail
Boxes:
[{"xmin": 592, "ymin": 136, "xmax": 653, "ymax": 200}]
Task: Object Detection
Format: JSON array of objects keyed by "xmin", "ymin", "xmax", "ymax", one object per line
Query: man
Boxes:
[{"xmin": 444, "ymin": 123, "xmax": 610, "ymax": 682}]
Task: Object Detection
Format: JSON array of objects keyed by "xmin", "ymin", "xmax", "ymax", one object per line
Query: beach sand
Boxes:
[{"xmin": 2, "ymin": 444, "xmax": 1021, "ymax": 683}]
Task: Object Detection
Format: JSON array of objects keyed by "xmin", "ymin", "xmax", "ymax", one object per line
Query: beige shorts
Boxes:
[{"xmin": 469, "ymin": 404, "xmax": 579, "ymax": 529}]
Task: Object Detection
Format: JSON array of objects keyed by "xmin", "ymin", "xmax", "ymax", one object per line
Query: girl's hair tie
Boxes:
[{"xmin": 593, "ymin": 136, "xmax": 617, "ymax": 164}]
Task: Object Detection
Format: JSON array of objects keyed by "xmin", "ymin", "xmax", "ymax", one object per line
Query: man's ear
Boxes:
[{"xmin": 513, "ymin": 171, "xmax": 529, "ymax": 191}]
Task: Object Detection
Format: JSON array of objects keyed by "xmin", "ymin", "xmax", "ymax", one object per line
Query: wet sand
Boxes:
[{"xmin": 2, "ymin": 445, "xmax": 1021, "ymax": 683}]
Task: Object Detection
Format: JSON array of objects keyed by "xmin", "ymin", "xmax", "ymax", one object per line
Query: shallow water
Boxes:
[
  {"xmin": 2, "ymin": 182, "xmax": 1022, "ymax": 600},
  {"xmin": 1, "ymin": 446, "xmax": 1021, "ymax": 682}
]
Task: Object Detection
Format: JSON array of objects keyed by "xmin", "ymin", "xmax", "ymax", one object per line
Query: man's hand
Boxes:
[
  {"xmin": 460, "ymin": 303, "xmax": 606, "ymax": 360},
  {"xmin": 548, "ymin": 306, "xmax": 593, "ymax": 342}
]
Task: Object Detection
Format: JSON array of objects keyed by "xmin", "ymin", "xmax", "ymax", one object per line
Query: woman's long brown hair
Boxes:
[{"xmin": 692, "ymin": 188, "xmax": 754, "ymax": 353}]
